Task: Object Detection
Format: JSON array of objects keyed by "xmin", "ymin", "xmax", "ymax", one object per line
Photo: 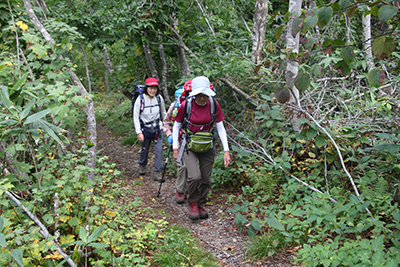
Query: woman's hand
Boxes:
[
  {"xmin": 173, "ymin": 149, "xmax": 179, "ymax": 161},
  {"xmin": 224, "ymin": 151, "xmax": 231, "ymax": 168},
  {"xmin": 138, "ymin": 133, "xmax": 144, "ymax": 143}
]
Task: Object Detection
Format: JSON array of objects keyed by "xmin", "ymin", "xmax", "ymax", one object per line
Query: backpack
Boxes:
[
  {"xmin": 131, "ymin": 84, "xmax": 146, "ymax": 114},
  {"xmin": 181, "ymin": 96, "xmax": 217, "ymax": 153}
]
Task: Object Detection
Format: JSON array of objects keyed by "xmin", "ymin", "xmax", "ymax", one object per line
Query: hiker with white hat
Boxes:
[{"xmin": 172, "ymin": 76, "xmax": 231, "ymax": 220}]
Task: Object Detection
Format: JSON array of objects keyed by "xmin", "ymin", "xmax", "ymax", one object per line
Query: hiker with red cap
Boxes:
[
  {"xmin": 172, "ymin": 76, "xmax": 231, "ymax": 220},
  {"xmin": 133, "ymin": 77, "xmax": 166, "ymax": 181}
]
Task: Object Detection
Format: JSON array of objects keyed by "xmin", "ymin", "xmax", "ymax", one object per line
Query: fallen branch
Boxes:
[
  {"xmin": 2, "ymin": 188, "xmax": 77, "ymax": 267},
  {"xmin": 225, "ymin": 120, "xmax": 337, "ymax": 204}
]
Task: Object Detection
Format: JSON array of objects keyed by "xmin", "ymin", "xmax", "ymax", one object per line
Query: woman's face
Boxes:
[
  {"xmin": 195, "ymin": 93, "xmax": 209, "ymax": 106},
  {"xmin": 147, "ymin": 86, "xmax": 158, "ymax": 97}
]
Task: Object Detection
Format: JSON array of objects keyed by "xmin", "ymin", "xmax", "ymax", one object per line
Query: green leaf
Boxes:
[
  {"xmin": 318, "ymin": 6, "xmax": 333, "ymax": 26},
  {"xmin": 79, "ymin": 227, "xmax": 88, "ymax": 243},
  {"xmin": 12, "ymin": 73, "xmax": 27, "ymax": 92},
  {"xmin": 293, "ymin": 18, "xmax": 303, "ymax": 33},
  {"xmin": 372, "ymin": 36, "xmax": 396, "ymax": 60},
  {"xmin": 340, "ymin": 0, "xmax": 351, "ymax": 10},
  {"xmin": 0, "ymin": 234, "xmax": 6, "ymax": 248},
  {"xmin": 38, "ymin": 119, "xmax": 63, "ymax": 144},
  {"xmin": 0, "ymin": 216, "xmax": 3, "ymax": 230},
  {"xmin": 340, "ymin": 47, "xmax": 355, "ymax": 63},
  {"xmin": 314, "ymin": 135, "xmax": 326, "ymax": 148},
  {"xmin": 19, "ymin": 99, "xmax": 36, "ymax": 120},
  {"xmin": 88, "ymin": 243, "xmax": 109, "ymax": 248},
  {"xmin": 87, "ymin": 224, "xmax": 106, "ymax": 244},
  {"xmin": 234, "ymin": 213, "xmax": 248, "ymax": 230},
  {"xmin": 24, "ymin": 110, "xmax": 50, "ymax": 125},
  {"xmin": 250, "ymin": 219, "xmax": 262, "ymax": 231},
  {"xmin": 306, "ymin": 128, "xmax": 317, "ymax": 140},
  {"xmin": 0, "ymin": 119, "xmax": 18, "ymax": 126},
  {"xmin": 367, "ymin": 68, "xmax": 385, "ymax": 88},
  {"xmin": 393, "ymin": 211, "xmax": 400, "ymax": 222},
  {"xmin": 247, "ymin": 225, "xmax": 256, "ymax": 238},
  {"xmin": 378, "ymin": 5, "xmax": 398, "ymax": 23},
  {"xmin": 371, "ymin": 236, "xmax": 384, "ymax": 251},
  {"xmin": 334, "ymin": 60, "xmax": 350, "ymax": 76},
  {"xmin": 265, "ymin": 217, "xmax": 285, "ymax": 231},
  {"xmin": 294, "ymin": 72, "xmax": 310, "ymax": 92},
  {"xmin": 303, "ymin": 15, "xmax": 318, "ymax": 31},
  {"xmin": 275, "ymin": 25, "xmax": 284, "ymax": 40},
  {"xmin": 11, "ymin": 249, "xmax": 24, "ymax": 267},
  {"xmin": 55, "ymin": 254, "xmax": 72, "ymax": 267},
  {"xmin": 1, "ymin": 87, "xmax": 19, "ymax": 117}
]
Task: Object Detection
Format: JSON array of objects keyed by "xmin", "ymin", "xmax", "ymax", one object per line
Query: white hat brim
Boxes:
[{"xmin": 189, "ymin": 87, "xmax": 216, "ymax": 97}]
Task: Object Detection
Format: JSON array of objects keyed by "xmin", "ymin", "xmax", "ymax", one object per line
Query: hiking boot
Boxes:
[
  {"xmin": 139, "ymin": 165, "xmax": 146, "ymax": 175},
  {"xmin": 176, "ymin": 191, "xmax": 185, "ymax": 204},
  {"xmin": 188, "ymin": 202, "xmax": 199, "ymax": 220},
  {"xmin": 198, "ymin": 207, "xmax": 208, "ymax": 219}
]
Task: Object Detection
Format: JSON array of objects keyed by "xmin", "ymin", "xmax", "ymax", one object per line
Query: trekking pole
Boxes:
[{"xmin": 157, "ymin": 144, "xmax": 172, "ymax": 198}]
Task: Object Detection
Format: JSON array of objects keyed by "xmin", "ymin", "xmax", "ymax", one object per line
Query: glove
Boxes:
[{"xmin": 168, "ymin": 135, "xmax": 173, "ymax": 144}]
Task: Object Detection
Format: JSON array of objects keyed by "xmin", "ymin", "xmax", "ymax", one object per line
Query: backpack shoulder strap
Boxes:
[
  {"xmin": 209, "ymin": 96, "xmax": 216, "ymax": 123},
  {"xmin": 183, "ymin": 97, "xmax": 193, "ymax": 130},
  {"xmin": 139, "ymin": 93, "xmax": 145, "ymax": 113}
]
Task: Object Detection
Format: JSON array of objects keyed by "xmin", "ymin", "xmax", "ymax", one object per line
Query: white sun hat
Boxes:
[{"xmin": 189, "ymin": 76, "xmax": 216, "ymax": 97}]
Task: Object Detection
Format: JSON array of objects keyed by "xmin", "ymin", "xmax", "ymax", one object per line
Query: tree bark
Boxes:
[
  {"xmin": 80, "ymin": 43, "xmax": 92, "ymax": 93},
  {"xmin": 142, "ymin": 31, "xmax": 159, "ymax": 80},
  {"xmin": 252, "ymin": 0, "xmax": 268, "ymax": 66},
  {"xmin": 23, "ymin": 0, "xmax": 96, "ymax": 180},
  {"xmin": 362, "ymin": 6, "xmax": 374, "ymax": 71},
  {"xmin": 163, "ymin": 20, "xmax": 207, "ymax": 70},
  {"xmin": 158, "ymin": 34, "xmax": 170, "ymax": 102},
  {"xmin": 285, "ymin": 0, "xmax": 302, "ymax": 132},
  {"xmin": 171, "ymin": 16, "xmax": 192, "ymax": 78},
  {"xmin": 103, "ymin": 44, "xmax": 114, "ymax": 92},
  {"xmin": 220, "ymin": 77, "xmax": 259, "ymax": 107}
]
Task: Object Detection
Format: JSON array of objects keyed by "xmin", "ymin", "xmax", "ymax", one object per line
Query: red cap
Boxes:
[{"xmin": 145, "ymin": 77, "xmax": 159, "ymax": 87}]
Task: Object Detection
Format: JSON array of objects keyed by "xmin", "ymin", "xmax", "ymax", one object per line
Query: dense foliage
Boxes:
[{"xmin": 1, "ymin": 0, "xmax": 400, "ymax": 266}]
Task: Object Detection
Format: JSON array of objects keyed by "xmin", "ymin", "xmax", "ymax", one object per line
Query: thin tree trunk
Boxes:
[
  {"xmin": 345, "ymin": 15, "xmax": 351, "ymax": 44},
  {"xmin": 80, "ymin": 43, "xmax": 92, "ymax": 93},
  {"xmin": 362, "ymin": 6, "xmax": 374, "ymax": 71},
  {"xmin": 103, "ymin": 44, "xmax": 114, "ymax": 92},
  {"xmin": 158, "ymin": 34, "xmax": 170, "ymax": 102},
  {"xmin": 164, "ymin": 21, "xmax": 207, "ymax": 70},
  {"xmin": 252, "ymin": 0, "xmax": 268, "ymax": 66},
  {"xmin": 171, "ymin": 16, "xmax": 191, "ymax": 78},
  {"xmin": 142, "ymin": 31, "xmax": 159, "ymax": 79},
  {"xmin": 286, "ymin": 0, "xmax": 302, "ymax": 132},
  {"xmin": 23, "ymin": 0, "xmax": 96, "ymax": 180}
]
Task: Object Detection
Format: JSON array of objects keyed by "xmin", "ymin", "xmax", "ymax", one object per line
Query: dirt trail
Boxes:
[{"xmin": 96, "ymin": 122, "xmax": 295, "ymax": 267}]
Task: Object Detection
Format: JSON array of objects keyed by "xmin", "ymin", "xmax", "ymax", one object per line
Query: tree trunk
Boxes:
[
  {"xmin": 23, "ymin": 0, "xmax": 96, "ymax": 181},
  {"xmin": 103, "ymin": 44, "xmax": 114, "ymax": 92},
  {"xmin": 80, "ymin": 43, "xmax": 92, "ymax": 93},
  {"xmin": 285, "ymin": 0, "xmax": 302, "ymax": 132},
  {"xmin": 252, "ymin": 0, "xmax": 268, "ymax": 66},
  {"xmin": 164, "ymin": 20, "xmax": 206, "ymax": 71},
  {"xmin": 142, "ymin": 31, "xmax": 159, "ymax": 80},
  {"xmin": 171, "ymin": 16, "xmax": 192, "ymax": 78},
  {"xmin": 362, "ymin": 6, "xmax": 374, "ymax": 71},
  {"xmin": 158, "ymin": 34, "xmax": 170, "ymax": 102}
]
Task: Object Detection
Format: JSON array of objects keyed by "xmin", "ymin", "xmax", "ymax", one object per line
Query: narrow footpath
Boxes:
[{"xmin": 96, "ymin": 122, "xmax": 295, "ymax": 267}]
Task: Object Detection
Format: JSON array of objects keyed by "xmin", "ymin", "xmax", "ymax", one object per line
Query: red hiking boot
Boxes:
[
  {"xmin": 198, "ymin": 207, "xmax": 208, "ymax": 219},
  {"xmin": 188, "ymin": 202, "xmax": 199, "ymax": 220},
  {"xmin": 176, "ymin": 191, "xmax": 185, "ymax": 204}
]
